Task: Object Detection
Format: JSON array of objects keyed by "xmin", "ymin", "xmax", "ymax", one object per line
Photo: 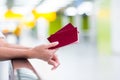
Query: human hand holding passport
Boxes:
[{"xmin": 47, "ymin": 23, "xmax": 79, "ymax": 49}]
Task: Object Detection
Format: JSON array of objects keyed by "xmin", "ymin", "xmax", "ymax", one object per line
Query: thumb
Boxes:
[{"xmin": 47, "ymin": 42, "xmax": 59, "ymax": 49}]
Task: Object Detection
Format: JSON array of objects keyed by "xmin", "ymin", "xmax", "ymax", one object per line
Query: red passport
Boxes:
[{"xmin": 47, "ymin": 23, "xmax": 79, "ymax": 49}]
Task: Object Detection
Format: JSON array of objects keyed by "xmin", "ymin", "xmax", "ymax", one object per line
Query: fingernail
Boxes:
[{"xmin": 54, "ymin": 41, "xmax": 59, "ymax": 44}]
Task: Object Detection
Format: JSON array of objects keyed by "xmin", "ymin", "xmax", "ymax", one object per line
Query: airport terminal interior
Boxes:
[{"xmin": 0, "ymin": 0, "xmax": 120, "ymax": 80}]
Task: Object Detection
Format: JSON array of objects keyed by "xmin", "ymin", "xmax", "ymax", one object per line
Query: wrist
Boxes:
[{"xmin": 25, "ymin": 49, "xmax": 34, "ymax": 59}]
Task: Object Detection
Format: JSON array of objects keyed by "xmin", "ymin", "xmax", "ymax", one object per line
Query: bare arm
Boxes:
[
  {"xmin": 0, "ymin": 38, "xmax": 58, "ymax": 60},
  {"xmin": 0, "ymin": 38, "xmax": 29, "ymax": 60},
  {"xmin": 0, "ymin": 47, "xmax": 28, "ymax": 60},
  {"xmin": 0, "ymin": 38, "xmax": 60, "ymax": 69}
]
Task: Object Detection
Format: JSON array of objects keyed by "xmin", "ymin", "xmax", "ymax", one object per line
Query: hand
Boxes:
[
  {"xmin": 48, "ymin": 54, "xmax": 60, "ymax": 70},
  {"xmin": 29, "ymin": 42, "xmax": 59, "ymax": 62}
]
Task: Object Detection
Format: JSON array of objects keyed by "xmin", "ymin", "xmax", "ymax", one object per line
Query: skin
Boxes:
[{"xmin": 0, "ymin": 38, "xmax": 60, "ymax": 70}]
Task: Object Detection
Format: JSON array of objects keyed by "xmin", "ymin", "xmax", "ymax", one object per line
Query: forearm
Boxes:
[
  {"xmin": 0, "ymin": 38, "xmax": 59, "ymax": 62},
  {"xmin": 0, "ymin": 38, "xmax": 32, "ymax": 60},
  {"xmin": 5, "ymin": 43, "xmax": 31, "ymax": 49},
  {"xmin": 0, "ymin": 47, "xmax": 29, "ymax": 60}
]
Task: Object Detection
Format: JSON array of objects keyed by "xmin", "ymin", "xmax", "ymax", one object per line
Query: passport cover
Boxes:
[{"xmin": 47, "ymin": 23, "xmax": 79, "ymax": 49}]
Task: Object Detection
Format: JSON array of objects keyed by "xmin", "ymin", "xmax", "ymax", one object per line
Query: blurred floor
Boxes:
[{"xmin": 8, "ymin": 29, "xmax": 120, "ymax": 80}]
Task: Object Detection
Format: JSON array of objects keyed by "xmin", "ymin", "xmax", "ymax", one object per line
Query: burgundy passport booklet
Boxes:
[{"xmin": 47, "ymin": 23, "xmax": 79, "ymax": 49}]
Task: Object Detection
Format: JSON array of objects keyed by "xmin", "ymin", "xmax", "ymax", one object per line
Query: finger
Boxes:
[
  {"xmin": 51, "ymin": 54, "xmax": 60, "ymax": 65},
  {"xmin": 48, "ymin": 60, "xmax": 56, "ymax": 69},
  {"xmin": 47, "ymin": 42, "xmax": 59, "ymax": 49},
  {"xmin": 48, "ymin": 60, "xmax": 58, "ymax": 70},
  {"xmin": 48, "ymin": 54, "xmax": 60, "ymax": 70}
]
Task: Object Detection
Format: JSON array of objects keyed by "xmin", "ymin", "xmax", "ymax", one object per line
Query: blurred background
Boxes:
[{"xmin": 0, "ymin": 0, "xmax": 120, "ymax": 80}]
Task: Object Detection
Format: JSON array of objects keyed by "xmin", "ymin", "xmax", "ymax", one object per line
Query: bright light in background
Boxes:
[
  {"xmin": 77, "ymin": 1, "xmax": 93, "ymax": 15},
  {"xmin": 64, "ymin": 7, "xmax": 77, "ymax": 16},
  {"xmin": 13, "ymin": 0, "xmax": 42, "ymax": 15},
  {"xmin": 0, "ymin": 6, "xmax": 7, "ymax": 19},
  {"xmin": 11, "ymin": 6, "xmax": 34, "ymax": 15},
  {"xmin": 36, "ymin": 0, "xmax": 74, "ymax": 13},
  {"xmin": 0, "ymin": 0, "xmax": 7, "ymax": 19},
  {"xmin": 0, "ymin": 20, "xmax": 18, "ymax": 31},
  {"xmin": 23, "ymin": 13, "xmax": 34, "ymax": 22},
  {"xmin": 0, "ymin": 0, "xmax": 7, "ymax": 6},
  {"xmin": 14, "ymin": 0, "xmax": 41, "ymax": 6}
]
